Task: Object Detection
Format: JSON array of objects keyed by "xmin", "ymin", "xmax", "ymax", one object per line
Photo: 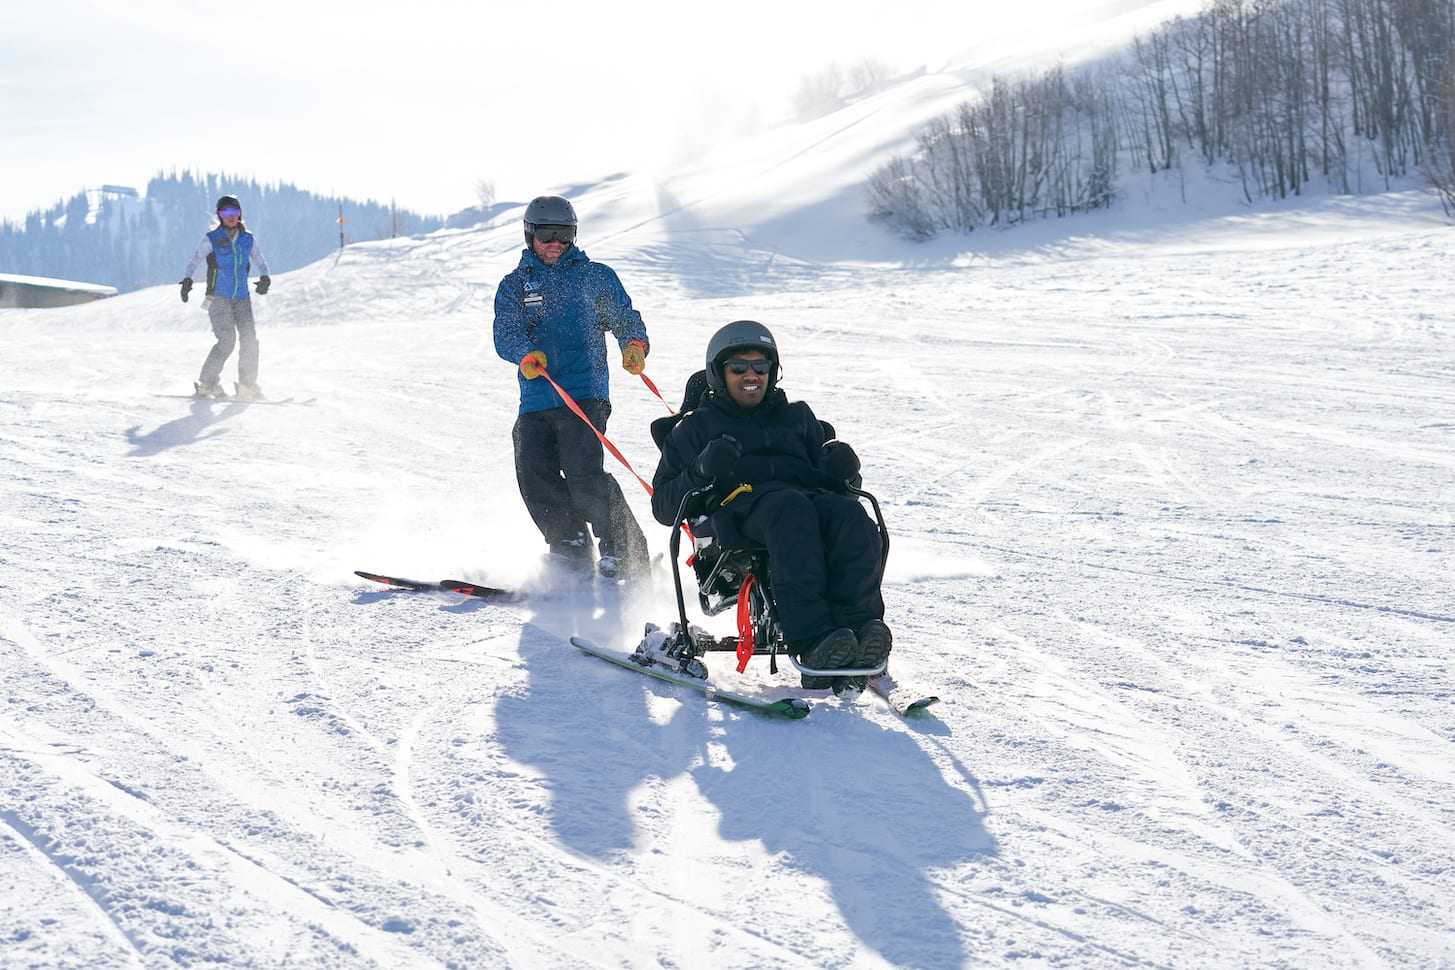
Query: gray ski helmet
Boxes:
[
  {"xmin": 705, "ymin": 320, "xmax": 779, "ymax": 392},
  {"xmin": 523, "ymin": 195, "xmax": 578, "ymax": 246},
  {"xmin": 216, "ymin": 195, "xmax": 241, "ymax": 212}
]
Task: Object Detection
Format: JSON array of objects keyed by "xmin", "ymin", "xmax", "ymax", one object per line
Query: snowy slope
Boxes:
[{"xmin": 3, "ymin": 57, "xmax": 1455, "ymax": 970}]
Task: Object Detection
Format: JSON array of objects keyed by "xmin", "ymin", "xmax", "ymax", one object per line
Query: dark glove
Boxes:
[
  {"xmin": 822, "ymin": 440, "xmax": 861, "ymax": 486},
  {"xmin": 691, "ymin": 435, "xmax": 741, "ymax": 481},
  {"xmin": 254, "ymin": 275, "xmax": 271, "ymax": 295},
  {"xmin": 179, "ymin": 278, "xmax": 193, "ymax": 303}
]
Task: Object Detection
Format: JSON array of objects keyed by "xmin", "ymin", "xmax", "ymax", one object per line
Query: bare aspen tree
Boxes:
[
  {"xmin": 1423, "ymin": 52, "xmax": 1455, "ymax": 214},
  {"xmin": 792, "ymin": 64, "xmax": 846, "ymax": 118},
  {"xmin": 475, "ymin": 180, "xmax": 496, "ymax": 210},
  {"xmin": 863, "ymin": 0, "xmax": 1455, "ymax": 239},
  {"xmin": 866, "ymin": 155, "xmax": 938, "ymax": 239}
]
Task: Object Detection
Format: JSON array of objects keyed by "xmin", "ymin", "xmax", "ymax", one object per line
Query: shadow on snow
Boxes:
[{"xmin": 493, "ymin": 581, "xmax": 996, "ymax": 967}]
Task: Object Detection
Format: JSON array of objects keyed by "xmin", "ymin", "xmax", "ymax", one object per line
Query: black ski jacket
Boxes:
[{"xmin": 651, "ymin": 386, "xmax": 836, "ymax": 546}]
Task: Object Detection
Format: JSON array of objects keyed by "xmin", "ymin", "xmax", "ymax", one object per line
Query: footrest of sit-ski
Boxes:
[{"xmin": 784, "ymin": 655, "xmax": 888, "ymax": 679}]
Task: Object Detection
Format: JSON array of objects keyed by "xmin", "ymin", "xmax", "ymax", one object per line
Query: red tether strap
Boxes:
[
  {"xmin": 534, "ymin": 363, "xmax": 655, "ymax": 498},
  {"xmin": 529, "ymin": 357, "xmax": 696, "ymax": 550},
  {"xmin": 639, "ymin": 372, "xmax": 675, "ymax": 414},
  {"xmin": 734, "ymin": 573, "xmax": 757, "ymax": 672}
]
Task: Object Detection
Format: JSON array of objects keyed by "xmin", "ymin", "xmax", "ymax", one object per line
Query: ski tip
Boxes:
[
  {"xmin": 768, "ymin": 698, "xmax": 813, "ymax": 719},
  {"xmin": 354, "ymin": 571, "xmax": 437, "ymax": 591},
  {"xmin": 891, "ymin": 695, "xmax": 941, "ymax": 717}
]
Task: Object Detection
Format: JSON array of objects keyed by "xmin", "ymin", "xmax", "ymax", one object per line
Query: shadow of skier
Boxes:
[
  {"xmin": 694, "ymin": 708, "xmax": 996, "ymax": 968},
  {"xmin": 495, "ymin": 585, "xmax": 993, "ymax": 967},
  {"xmin": 123, "ymin": 399, "xmax": 240, "ymax": 457},
  {"xmin": 490, "ymin": 577, "xmax": 704, "ymax": 858}
]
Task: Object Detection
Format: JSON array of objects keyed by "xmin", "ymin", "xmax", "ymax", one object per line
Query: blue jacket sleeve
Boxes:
[
  {"xmin": 493, "ymin": 273, "xmax": 530, "ymax": 365},
  {"xmin": 591, "ymin": 264, "xmax": 648, "ymax": 351}
]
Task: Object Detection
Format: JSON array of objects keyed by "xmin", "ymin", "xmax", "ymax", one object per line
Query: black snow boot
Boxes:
[
  {"xmin": 836, "ymin": 619, "xmax": 893, "ymax": 695},
  {"xmin": 793, "ymin": 627, "xmax": 857, "ymax": 690}
]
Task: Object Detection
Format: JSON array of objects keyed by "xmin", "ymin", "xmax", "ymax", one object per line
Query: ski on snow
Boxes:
[
  {"xmin": 571, "ymin": 636, "xmax": 941, "ymax": 720},
  {"xmin": 355, "ymin": 570, "xmax": 518, "ymax": 602},
  {"xmin": 865, "ymin": 673, "xmax": 941, "ymax": 717},
  {"xmin": 357, "ymin": 574, "xmax": 938, "ymax": 717},
  {"xmin": 570, "ymin": 636, "xmax": 812, "ymax": 719}
]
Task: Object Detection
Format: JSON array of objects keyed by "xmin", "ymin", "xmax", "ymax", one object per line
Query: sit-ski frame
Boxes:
[{"xmin": 656, "ymin": 481, "xmax": 892, "ymax": 681}]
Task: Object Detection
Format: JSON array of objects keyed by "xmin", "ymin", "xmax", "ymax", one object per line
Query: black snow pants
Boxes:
[
  {"xmin": 511, "ymin": 399, "xmax": 649, "ymax": 568},
  {"xmin": 727, "ymin": 488, "xmax": 884, "ymax": 643}
]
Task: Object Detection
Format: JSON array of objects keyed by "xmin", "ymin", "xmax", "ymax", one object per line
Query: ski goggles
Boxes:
[
  {"xmin": 531, "ymin": 224, "xmax": 576, "ymax": 245},
  {"xmin": 217, "ymin": 206, "xmax": 241, "ymax": 218},
  {"xmin": 723, "ymin": 358, "xmax": 773, "ymax": 376}
]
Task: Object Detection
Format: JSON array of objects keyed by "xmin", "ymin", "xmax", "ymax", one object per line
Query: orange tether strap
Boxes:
[
  {"xmin": 529, "ymin": 358, "xmax": 697, "ymax": 548},
  {"xmin": 533, "ymin": 363, "xmax": 655, "ymax": 498},
  {"xmin": 639, "ymin": 372, "xmax": 675, "ymax": 414}
]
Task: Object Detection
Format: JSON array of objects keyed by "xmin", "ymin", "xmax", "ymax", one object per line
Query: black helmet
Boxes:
[
  {"xmin": 216, "ymin": 195, "xmax": 241, "ymax": 212},
  {"xmin": 705, "ymin": 320, "xmax": 779, "ymax": 392},
  {"xmin": 523, "ymin": 195, "xmax": 577, "ymax": 247}
]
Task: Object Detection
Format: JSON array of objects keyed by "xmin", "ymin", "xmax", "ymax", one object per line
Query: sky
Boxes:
[{"xmin": 0, "ymin": 0, "xmax": 1199, "ymax": 224}]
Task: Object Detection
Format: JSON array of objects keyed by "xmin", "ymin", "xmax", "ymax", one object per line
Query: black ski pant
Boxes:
[
  {"xmin": 728, "ymin": 489, "xmax": 884, "ymax": 644},
  {"xmin": 199, "ymin": 296, "xmax": 259, "ymax": 386},
  {"xmin": 511, "ymin": 399, "xmax": 649, "ymax": 567}
]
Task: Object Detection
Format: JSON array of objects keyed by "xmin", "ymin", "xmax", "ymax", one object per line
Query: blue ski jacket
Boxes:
[
  {"xmin": 493, "ymin": 245, "xmax": 649, "ymax": 415},
  {"xmin": 182, "ymin": 226, "xmax": 271, "ymax": 301}
]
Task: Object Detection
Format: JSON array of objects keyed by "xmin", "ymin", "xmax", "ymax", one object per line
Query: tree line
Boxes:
[
  {"xmin": 0, "ymin": 172, "xmax": 446, "ymax": 293},
  {"xmin": 867, "ymin": 0, "xmax": 1455, "ymax": 239}
]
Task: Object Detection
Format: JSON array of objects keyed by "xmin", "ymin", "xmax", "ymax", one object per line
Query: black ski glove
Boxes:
[
  {"xmin": 254, "ymin": 275, "xmax": 271, "ymax": 295},
  {"xmin": 822, "ymin": 440, "xmax": 861, "ymax": 488},
  {"xmin": 692, "ymin": 435, "xmax": 741, "ymax": 482},
  {"xmin": 179, "ymin": 278, "xmax": 193, "ymax": 303}
]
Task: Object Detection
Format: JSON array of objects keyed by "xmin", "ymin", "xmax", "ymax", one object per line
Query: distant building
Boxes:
[{"xmin": 0, "ymin": 272, "xmax": 117, "ymax": 308}]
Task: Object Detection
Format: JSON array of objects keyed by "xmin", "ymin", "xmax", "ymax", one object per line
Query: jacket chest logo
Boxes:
[{"xmin": 522, "ymin": 282, "xmax": 543, "ymax": 307}]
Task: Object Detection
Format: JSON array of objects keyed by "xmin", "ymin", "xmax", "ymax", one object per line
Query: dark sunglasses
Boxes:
[
  {"xmin": 532, "ymin": 224, "xmax": 576, "ymax": 245},
  {"xmin": 724, "ymin": 358, "xmax": 773, "ymax": 376},
  {"xmin": 217, "ymin": 207, "xmax": 241, "ymax": 218}
]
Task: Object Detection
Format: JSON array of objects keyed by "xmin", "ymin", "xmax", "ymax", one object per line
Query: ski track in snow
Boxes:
[{"xmin": 2, "ymin": 193, "xmax": 1454, "ymax": 967}]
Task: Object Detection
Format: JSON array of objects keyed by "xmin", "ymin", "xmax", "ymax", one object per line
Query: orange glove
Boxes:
[
  {"xmin": 520, "ymin": 350, "xmax": 547, "ymax": 380},
  {"xmin": 621, "ymin": 339, "xmax": 648, "ymax": 375}
]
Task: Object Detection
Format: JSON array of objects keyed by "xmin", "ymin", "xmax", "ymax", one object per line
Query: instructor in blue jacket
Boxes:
[{"xmin": 493, "ymin": 195, "xmax": 652, "ymax": 582}]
